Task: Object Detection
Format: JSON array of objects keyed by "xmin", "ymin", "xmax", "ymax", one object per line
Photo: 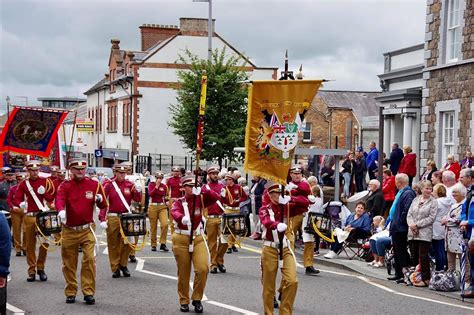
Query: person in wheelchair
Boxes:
[{"xmin": 324, "ymin": 201, "xmax": 372, "ymax": 259}]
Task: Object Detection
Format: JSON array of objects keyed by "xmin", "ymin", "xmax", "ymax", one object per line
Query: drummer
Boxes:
[
  {"xmin": 148, "ymin": 171, "xmax": 169, "ymax": 252},
  {"xmin": 100, "ymin": 164, "xmax": 141, "ymax": 278},
  {"xmin": 302, "ymin": 185, "xmax": 322, "ymax": 276},
  {"xmin": 55, "ymin": 158, "xmax": 108, "ymax": 305},
  {"xmin": 13, "ymin": 160, "xmax": 56, "ymax": 282},
  {"xmin": 222, "ymin": 172, "xmax": 248, "ymax": 253},
  {"xmin": 167, "ymin": 166, "xmax": 183, "ymax": 234}
]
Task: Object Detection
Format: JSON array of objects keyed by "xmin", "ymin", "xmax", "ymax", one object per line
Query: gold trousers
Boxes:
[
  {"xmin": 24, "ymin": 216, "xmax": 48, "ymax": 276},
  {"xmin": 261, "ymin": 245, "xmax": 298, "ymax": 315},
  {"xmin": 61, "ymin": 226, "xmax": 96, "ymax": 297},
  {"xmin": 205, "ymin": 217, "xmax": 227, "ymax": 268},
  {"xmin": 168, "ymin": 200, "xmax": 175, "ymax": 234},
  {"xmin": 303, "ymin": 242, "xmax": 315, "ymax": 267},
  {"xmin": 172, "ymin": 233, "xmax": 209, "ymax": 305},
  {"xmin": 106, "ymin": 216, "xmax": 130, "ymax": 272},
  {"xmin": 148, "ymin": 204, "xmax": 169, "ymax": 246},
  {"xmin": 11, "ymin": 211, "xmax": 26, "ymax": 252}
]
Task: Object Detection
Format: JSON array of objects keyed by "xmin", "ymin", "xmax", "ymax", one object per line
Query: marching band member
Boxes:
[
  {"xmin": 204, "ymin": 166, "xmax": 228, "ymax": 274},
  {"xmin": 222, "ymin": 172, "xmax": 248, "ymax": 253},
  {"xmin": 171, "ymin": 176, "xmax": 219, "ymax": 313},
  {"xmin": 7, "ymin": 172, "xmax": 26, "ymax": 256},
  {"xmin": 100, "ymin": 164, "xmax": 141, "ymax": 278},
  {"xmin": 49, "ymin": 165, "xmax": 59, "ymax": 182},
  {"xmin": 55, "ymin": 159, "xmax": 108, "ymax": 305},
  {"xmin": 259, "ymin": 182, "xmax": 308, "ymax": 315},
  {"xmin": 0, "ymin": 167, "xmax": 16, "ymax": 232},
  {"xmin": 148, "ymin": 170, "xmax": 169, "ymax": 252},
  {"xmin": 302, "ymin": 185, "xmax": 322, "ymax": 276},
  {"xmin": 167, "ymin": 166, "xmax": 183, "ymax": 234},
  {"xmin": 285, "ymin": 165, "xmax": 311, "ymax": 249},
  {"xmin": 13, "ymin": 160, "xmax": 55, "ymax": 282}
]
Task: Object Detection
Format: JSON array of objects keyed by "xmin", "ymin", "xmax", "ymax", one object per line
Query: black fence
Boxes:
[{"xmin": 134, "ymin": 154, "xmax": 196, "ymax": 174}]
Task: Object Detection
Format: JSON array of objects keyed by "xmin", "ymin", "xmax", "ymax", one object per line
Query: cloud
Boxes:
[{"xmin": 0, "ymin": 0, "xmax": 426, "ymax": 108}]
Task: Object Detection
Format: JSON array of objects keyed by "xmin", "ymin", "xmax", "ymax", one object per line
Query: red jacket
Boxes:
[
  {"xmin": 101, "ymin": 179, "xmax": 141, "ymax": 218},
  {"xmin": 13, "ymin": 178, "xmax": 55, "ymax": 212},
  {"xmin": 171, "ymin": 186, "xmax": 219, "ymax": 231},
  {"xmin": 167, "ymin": 176, "xmax": 183, "ymax": 199},
  {"xmin": 148, "ymin": 182, "xmax": 168, "ymax": 203},
  {"xmin": 382, "ymin": 176, "xmax": 396, "ymax": 202},
  {"xmin": 222, "ymin": 184, "xmax": 247, "ymax": 208},
  {"xmin": 55, "ymin": 178, "xmax": 108, "ymax": 227},
  {"xmin": 7, "ymin": 185, "xmax": 18, "ymax": 209},
  {"xmin": 206, "ymin": 181, "xmax": 225, "ymax": 215},
  {"xmin": 398, "ymin": 153, "xmax": 417, "ymax": 177},
  {"xmin": 444, "ymin": 162, "xmax": 461, "ymax": 180},
  {"xmin": 287, "ymin": 180, "xmax": 311, "ymax": 216}
]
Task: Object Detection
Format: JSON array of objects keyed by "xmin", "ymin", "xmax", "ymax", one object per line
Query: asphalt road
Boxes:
[{"xmin": 6, "ymin": 226, "xmax": 474, "ymax": 315}]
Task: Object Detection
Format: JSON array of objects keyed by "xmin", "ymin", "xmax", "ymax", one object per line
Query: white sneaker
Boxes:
[{"xmin": 324, "ymin": 251, "xmax": 338, "ymax": 259}]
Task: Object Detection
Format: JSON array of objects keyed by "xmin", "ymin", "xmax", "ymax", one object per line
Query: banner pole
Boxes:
[{"xmin": 66, "ymin": 110, "xmax": 78, "ymax": 164}]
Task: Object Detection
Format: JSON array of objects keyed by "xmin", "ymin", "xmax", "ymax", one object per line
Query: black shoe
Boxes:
[
  {"xmin": 180, "ymin": 304, "xmax": 189, "ymax": 312},
  {"xmin": 84, "ymin": 295, "xmax": 95, "ymax": 305},
  {"xmin": 192, "ymin": 301, "xmax": 203, "ymax": 313},
  {"xmin": 16, "ymin": 251, "xmax": 22, "ymax": 257},
  {"xmin": 396, "ymin": 278, "xmax": 406, "ymax": 284},
  {"xmin": 22, "ymin": 250, "xmax": 27, "ymax": 256},
  {"xmin": 27, "ymin": 274, "xmax": 36, "ymax": 282},
  {"xmin": 232, "ymin": 246, "xmax": 238, "ymax": 253},
  {"xmin": 37, "ymin": 270, "xmax": 48, "ymax": 281},
  {"xmin": 227, "ymin": 248, "xmax": 232, "ymax": 254},
  {"xmin": 273, "ymin": 297, "xmax": 279, "ymax": 309},
  {"xmin": 66, "ymin": 296, "xmax": 76, "ymax": 304},
  {"xmin": 217, "ymin": 264, "xmax": 226, "ymax": 273},
  {"xmin": 305, "ymin": 266, "xmax": 320, "ymax": 276},
  {"xmin": 160, "ymin": 244, "xmax": 169, "ymax": 252},
  {"xmin": 387, "ymin": 275, "xmax": 403, "ymax": 281},
  {"xmin": 112, "ymin": 270, "xmax": 121, "ymax": 278},
  {"xmin": 151, "ymin": 246, "xmax": 157, "ymax": 252},
  {"xmin": 129, "ymin": 255, "xmax": 137, "ymax": 263},
  {"xmin": 120, "ymin": 266, "xmax": 131, "ymax": 277},
  {"xmin": 210, "ymin": 267, "xmax": 218, "ymax": 274}
]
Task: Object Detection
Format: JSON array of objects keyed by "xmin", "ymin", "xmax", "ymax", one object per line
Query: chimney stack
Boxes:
[{"xmin": 139, "ymin": 24, "xmax": 179, "ymax": 51}]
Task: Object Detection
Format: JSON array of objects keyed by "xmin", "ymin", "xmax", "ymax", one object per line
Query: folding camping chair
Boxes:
[{"xmin": 339, "ymin": 234, "xmax": 371, "ymax": 260}]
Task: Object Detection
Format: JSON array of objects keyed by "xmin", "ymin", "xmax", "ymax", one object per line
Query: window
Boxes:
[
  {"xmin": 123, "ymin": 102, "xmax": 131, "ymax": 134},
  {"xmin": 107, "ymin": 103, "xmax": 117, "ymax": 132},
  {"xmin": 110, "ymin": 69, "xmax": 116, "ymax": 93},
  {"xmin": 96, "ymin": 106, "xmax": 102, "ymax": 132},
  {"xmin": 446, "ymin": 0, "xmax": 462, "ymax": 62},
  {"xmin": 441, "ymin": 111, "xmax": 455, "ymax": 163},
  {"xmin": 301, "ymin": 120, "xmax": 312, "ymax": 143}
]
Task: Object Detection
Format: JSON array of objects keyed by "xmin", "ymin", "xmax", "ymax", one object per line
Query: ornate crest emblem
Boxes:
[
  {"xmin": 85, "ymin": 191, "xmax": 93, "ymax": 200},
  {"xmin": 124, "ymin": 188, "xmax": 131, "ymax": 195},
  {"xmin": 159, "ymin": 187, "xmax": 164, "ymax": 191}
]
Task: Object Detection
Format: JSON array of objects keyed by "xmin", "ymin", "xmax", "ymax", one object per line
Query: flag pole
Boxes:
[
  {"xmin": 66, "ymin": 110, "xmax": 78, "ymax": 165},
  {"xmin": 189, "ymin": 70, "xmax": 208, "ymax": 252}
]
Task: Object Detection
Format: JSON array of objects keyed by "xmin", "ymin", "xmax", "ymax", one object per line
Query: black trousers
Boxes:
[
  {"xmin": 409, "ymin": 240, "xmax": 432, "ymax": 281},
  {"xmin": 355, "ymin": 174, "xmax": 365, "ymax": 192},
  {"xmin": 392, "ymin": 232, "xmax": 410, "ymax": 277}
]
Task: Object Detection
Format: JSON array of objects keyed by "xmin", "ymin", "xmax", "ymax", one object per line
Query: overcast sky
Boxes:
[{"xmin": 0, "ymin": 0, "xmax": 426, "ymax": 110}]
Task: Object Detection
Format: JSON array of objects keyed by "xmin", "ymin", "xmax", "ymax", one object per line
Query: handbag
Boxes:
[{"xmin": 429, "ymin": 270, "xmax": 461, "ymax": 292}]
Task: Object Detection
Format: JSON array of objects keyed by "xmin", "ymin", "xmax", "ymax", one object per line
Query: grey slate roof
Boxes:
[
  {"xmin": 84, "ymin": 78, "xmax": 109, "ymax": 95},
  {"xmin": 316, "ymin": 90, "xmax": 382, "ymax": 120}
]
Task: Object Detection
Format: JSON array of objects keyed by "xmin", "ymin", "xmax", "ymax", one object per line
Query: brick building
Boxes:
[
  {"xmin": 300, "ymin": 90, "xmax": 381, "ymax": 151},
  {"xmin": 83, "ymin": 18, "xmax": 277, "ymax": 168},
  {"xmin": 420, "ymin": 0, "xmax": 474, "ymax": 168}
]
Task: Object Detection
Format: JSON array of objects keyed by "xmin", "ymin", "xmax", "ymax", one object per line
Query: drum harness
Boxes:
[
  {"xmin": 266, "ymin": 205, "xmax": 297, "ymax": 268},
  {"xmin": 182, "ymin": 198, "xmax": 211, "ymax": 265},
  {"xmin": 112, "ymin": 181, "xmax": 148, "ymax": 252},
  {"xmin": 26, "ymin": 180, "xmax": 62, "ymax": 251}
]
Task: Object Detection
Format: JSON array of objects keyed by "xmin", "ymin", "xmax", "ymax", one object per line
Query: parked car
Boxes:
[{"xmin": 86, "ymin": 167, "xmax": 113, "ymax": 179}]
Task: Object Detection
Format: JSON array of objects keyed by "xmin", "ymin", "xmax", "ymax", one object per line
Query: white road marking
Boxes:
[
  {"xmin": 205, "ymin": 300, "xmax": 259, "ymax": 315},
  {"xmin": 357, "ymin": 276, "xmax": 395, "ymax": 293},
  {"xmin": 6, "ymin": 303, "xmax": 25, "ymax": 314}
]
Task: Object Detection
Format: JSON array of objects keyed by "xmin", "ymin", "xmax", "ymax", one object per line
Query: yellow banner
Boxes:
[{"xmin": 244, "ymin": 80, "xmax": 323, "ymax": 185}]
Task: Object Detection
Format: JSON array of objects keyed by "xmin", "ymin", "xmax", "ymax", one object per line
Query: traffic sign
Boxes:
[{"xmin": 94, "ymin": 149, "xmax": 103, "ymax": 158}]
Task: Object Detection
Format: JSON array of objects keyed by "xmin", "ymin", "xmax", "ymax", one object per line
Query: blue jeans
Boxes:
[
  {"xmin": 342, "ymin": 172, "xmax": 351, "ymax": 197},
  {"xmin": 369, "ymin": 236, "xmax": 391, "ymax": 256},
  {"xmin": 430, "ymin": 239, "xmax": 446, "ymax": 271}
]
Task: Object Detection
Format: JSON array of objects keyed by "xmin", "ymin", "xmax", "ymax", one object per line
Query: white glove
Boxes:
[
  {"xmin": 135, "ymin": 184, "xmax": 142, "ymax": 193},
  {"xmin": 220, "ymin": 188, "xmax": 226, "ymax": 198},
  {"xmin": 37, "ymin": 185, "xmax": 45, "ymax": 195},
  {"xmin": 58, "ymin": 210, "xmax": 67, "ymax": 225},
  {"xmin": 205, "ymin": 184, "xmax": 211, "ymax": 191},
  {"xmin": 182, "ymin": 216, "xmax": 191, "ymax": 225},
  {"xmin": 277, "ymin": 223, "xmax": 287, "ymax": 232},
  {"xmin": 308, "ymin": 195, "xmax": 317, "ymax": 203},
  {"xmin": 100, "ymin": 221, "xmax": 108, "ymax": 229},
  {"xmin": 285, "ymin": 183, "xmax": 298, "ymax": 192},
  {"xmin": 279, "ymin": 195, "xmax": 291, "ymax": 205},
  {"xmin": 243, "ymin": 186, "xmax": 250, "ymax": 194},
  {"xmin": 95, "ymin": 194, "xmax": 103, "ymax": 203},
  {"xmin": 19, "ymin": 201, "xmax": 27, "ymax": 210},
  {"xmin": 192, "ymin": 187, "xmax": 201, "ymax": 195}
]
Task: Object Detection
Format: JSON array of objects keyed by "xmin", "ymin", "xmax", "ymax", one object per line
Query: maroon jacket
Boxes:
[{"xmin": 206, "ymin": 181, "xmax": 225, "ymax": 215}]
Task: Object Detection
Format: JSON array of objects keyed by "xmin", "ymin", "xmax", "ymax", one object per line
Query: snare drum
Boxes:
[
  {"xmin": 304, "ymin": 212, "xmax": 332, "ymax": 236},
  {"xmin": 120, "ymin": 213, "xmax": 147, "ymax": 236},
  {"xmin": 36, "ymin": 211, "xmax": 62, "ymax": 236},
  {"xmin": 222, "ymin": 213, "xmax": 247, "ymax": 237}
]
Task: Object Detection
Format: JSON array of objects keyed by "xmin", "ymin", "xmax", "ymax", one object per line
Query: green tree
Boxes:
[{"xmin": 169, "ymin": 48, "xmax": 249, "ymax": 167}]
